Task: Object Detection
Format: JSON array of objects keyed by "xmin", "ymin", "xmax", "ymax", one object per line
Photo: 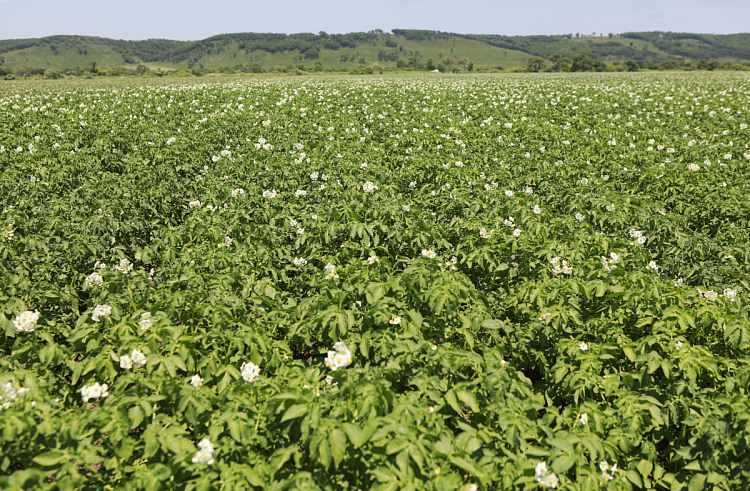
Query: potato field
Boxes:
[{"xmin": 1, "ymin": 73, "xmax": 749, "ymax": 491}]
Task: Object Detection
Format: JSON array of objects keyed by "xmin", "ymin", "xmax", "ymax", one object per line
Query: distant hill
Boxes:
[{"xmin": 1, "ymin": 30, "xmax": 749, "ymax": 73}]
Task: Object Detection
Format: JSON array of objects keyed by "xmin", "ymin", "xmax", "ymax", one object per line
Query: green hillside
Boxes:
[{"xmin": 1, "ymin": 30, "xmax": 749, "ymax": 73}]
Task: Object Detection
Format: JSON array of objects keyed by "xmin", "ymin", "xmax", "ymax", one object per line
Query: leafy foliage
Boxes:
[{"xmin": 0, "ymin": 73, "xmax": 749, "ymax": 490}]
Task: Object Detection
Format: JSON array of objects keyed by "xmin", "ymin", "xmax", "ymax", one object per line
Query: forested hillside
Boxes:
[{"xmin": 0, "ymin": 30, "xmax": 749, "ymax": 75}]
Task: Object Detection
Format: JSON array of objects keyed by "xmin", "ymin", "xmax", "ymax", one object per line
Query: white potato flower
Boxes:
[
  {"xmin": 120, "ymin": 355, "xmax": 133, "ymax": 369},
  {"xmin": 85, "ymin": 272, "xmax": 103, "ymax": 288},
  {"xmin": 130, "ymin": 349, "xmax": 147, "ymax": 368},
  {"xmin": 81, "ymin": 382, "xmax": 109, "ymax": 403},
  {"xmin": 190, "ymin": 374, "xmax": 204, "ymax": 388},
  {"xmin": 138, "ymin": 312, "xmax": 152, "ymax": 330},
  {"xmin": 325, "ymin": 341, "xmax": 352, "ymax": 371},
  {"xmin": 91, "ymin": 305, "xmax": 112, "ymax": 322},
  {"xmin": 14, "ymin": 310, "xmax": 40, "ymax": 333},
  {"xmin": 115, "ymin": 258, "xmax": 133, "ymax": 274},
  {"xmin": 241, "ymin": 361, "xmax": 260, "ymax": 382}
]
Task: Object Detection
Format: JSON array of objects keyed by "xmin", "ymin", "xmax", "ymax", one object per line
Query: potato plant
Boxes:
[{"xmin": 0, "ymin": 73, "xmax": 749, "ymax": 491}]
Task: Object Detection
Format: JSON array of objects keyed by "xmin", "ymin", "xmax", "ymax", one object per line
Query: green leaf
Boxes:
[
  {"xmin": 687, "ymin": 473, "xmax": 706, "ymax": 491},
  {"xmin": 33, "ymin": 450, "xmax": 67, "ymax": 467},
  {"xmin": 444, "ymin": 390, "xmax": 462, "ymax": 413},
  {"xmin": 623, "ymin": 346, "xmax": 636, "ymax": 362},
  {"xmin": 342, "ymin": 422, "xmax": 376, "ymax": 449},
  {"xmin": 553, "ymin": 455, "xmax": 576, "ymax": 474},
  {"xmin": 281, "ymin": 404, "xmax": 308, "ymax": 422},
  {"xmin": 546, "ymin": 437, "xmax": 575, "ymax": 455},
  {"xmin": 329, "ymin": 428, "xmax": 347, "ymax": 468},
  {"xmin": 625, "ymin": 469, "xmax": 643, "ymax": 488},
  {"xmin": 448, "ymin": 455, "xmax": 489, "ymax": 485},
  {"xmin": 128, "ymin": 405, "xmax": 143, "ymax": 429},
  {"xmin": 456, "ymin": 390, "xmax": 480, "ymax": 413},
  {"xmin": 637, "ymin": 460, "xmax": 654, "ymax": 480}
]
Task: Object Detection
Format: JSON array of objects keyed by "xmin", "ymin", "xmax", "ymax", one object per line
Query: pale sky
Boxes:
[{"xmin": 0, "ymin": 0, "xmax": 747, "ymax": 41}]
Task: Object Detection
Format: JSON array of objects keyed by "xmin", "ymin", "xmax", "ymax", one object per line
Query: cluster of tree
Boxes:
[
  {"xmin": 0, "ymin": 35, "xmax": 183, "ymax": 62},
  {"xmin": 621, "ymin": 32, "xmax": 750, "ymax": 60},
  {"xmin": 525, "ymin": 54, "xmax": 750, "ymax": 73},
  {"xmin": 0, "ymin": 63, "xmax": 202, "ymax": 80}
]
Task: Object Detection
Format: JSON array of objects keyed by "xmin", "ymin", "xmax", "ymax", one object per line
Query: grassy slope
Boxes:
[
  {"xmin": 1, "ymin": 44, "xmax": 126, "ymax": 69},
  {"xmin": 160, "ymin": 35, "xmax": 532, "ymax": 71}
]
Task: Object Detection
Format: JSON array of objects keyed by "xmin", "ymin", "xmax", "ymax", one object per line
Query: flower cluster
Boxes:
[
  {"xmin": 120, "ymin": 349, "xmax": 147, "ymax": 369},
  {"xmin": 241, "ymin": 362, "xmax": 260, "ymax": 382},
  {"xmin": 504, "ymin": 216, "xmax": 515, "ymax": 227},
  {"xmin": 293, "ymin": 257, "xmax": 307, "ymax": 267},
  {"xmin": 323, "ymin": 263, "xmax": 339, "ymax": 280},
  {"xmin": 390, "ymin": 315, "xmax": 402, "ymax": 325},
  {"xmin": 601, "ymin": 252, "xmax": 620, "ymax": 272},
  {"xmin": 1, "ymin": 381, "xmax": 30, "ymax": 410},
  {"xmin": 262, "ymin": 189, "xmax": 278, "ymax": 198},
  {"xmin": 91, "ymin": 304, "xmax": 112, "ymax": 322},
  {"xmin": 81, "ymin": 382, "xmax": 109, "ymax": 403},
  {"xmin": 14, "ymin": 310, "xmax": 40, "ymax": 333},
  {"xmin": 85, "ymin": 272, "xmax": 103, "ymax": 287},
  {"xmin": 191, "ymin": 439, "xmax": 215, "ymax": 465},
  {"xmin": 325, "ymin": 341, "xmax": 352, "ymax": 371},
  {"xmin": 479, "ymin": 228, "xmax": 493, "ymax": 239},
  {"xmin": 600, "ymin": 461, "xmax": 618, "ymax": 482},
  {"xmin": 629, "ymin": 229, "xmax": 647, "ymax": 245},
  {"xmin": 189, "ymin": 200, "xmax": 202, "ymax": 208},
  {"xmin": 698, "ymin": 289, "xmax": 719, "ymax": 302},
  {"xmin": 367, "ymin": 255, "xmax": 380, "ymax": 264},
  {"xmin": 422, "ymin": 249, "xmax": 436, "ymax": 259},
  {"xmin": 217, "ymin": 236, "xmax": 232, "ymax": 248},
  {"xmin": 115, "ymin": 258, "xmax": 133, "ymax": 274},
  {"xmin": 138, "ymin": 312, "xmax": 152, "ymax": 330},
  {"xmin": 1, "ymin": 226, "xmax": 14, "ymax": 242},
  {"xmin": 551, "ymin": 257, "xmax": 573, "ymax": 276},
  {"xmin": 363, "ymin": 181, "xmax": 378, "ymax": 193},
  {"xmin": 535, "ymin": 462, "xmax": 559, "ymax": 488}
]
